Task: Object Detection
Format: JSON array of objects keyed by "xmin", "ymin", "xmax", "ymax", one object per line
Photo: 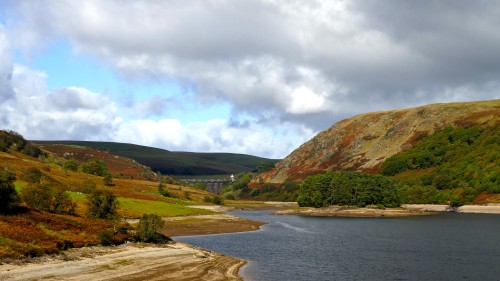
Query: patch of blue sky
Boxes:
[{"xmin": 19, "ymin": 39, "xmax": 232, "ymax": 123}]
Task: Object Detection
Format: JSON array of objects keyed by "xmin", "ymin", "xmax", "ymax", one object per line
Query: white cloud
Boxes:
[
  {"xmin": 1, "ymin": 64, "xmax": 120, "ymax": 140},
  {"xmin": 114, "ymin": 118, "xmax": 312, "ymax": 159},
  {"xmin": 2, "ymin": 0, "xmax": 500, "ymax": 158}
]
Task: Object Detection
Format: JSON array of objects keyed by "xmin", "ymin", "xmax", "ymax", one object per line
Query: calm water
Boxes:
[{"xmin": 176, "ymin": 211, "xmax": 500, "ymax": 281}]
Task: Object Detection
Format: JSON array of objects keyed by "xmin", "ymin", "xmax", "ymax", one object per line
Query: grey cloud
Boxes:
[
  {"xmin": 1, "ymin": 65, "xmax": 119, "ymax": 141},
  {"xmin": 4, "ymin": 0, "xmax": 500, "ymax": 147},
  {"xmin": 48, "ymin": 87, "xmax": 109, "ymax": 111}
]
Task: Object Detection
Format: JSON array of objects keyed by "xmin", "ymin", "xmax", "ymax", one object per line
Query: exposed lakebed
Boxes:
[{"xmin": 177, "ymin": 211, "xmax": 500, "ymax": 281}]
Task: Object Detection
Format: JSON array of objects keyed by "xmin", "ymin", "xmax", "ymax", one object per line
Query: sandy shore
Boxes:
[
  {"xmin": 404, "ymin": 204, "xmax": 500, "ymax": 214},
  {"xmin": 275, "ymin": 206, "xmax": 437, "ymax": 217},
  {"xmin": 276, "ymin": 203, "xmax": 500, "ymax": 217},
  {"xmin": 0, "ymin": 242, "xmax": 244, "ymax": 281}
]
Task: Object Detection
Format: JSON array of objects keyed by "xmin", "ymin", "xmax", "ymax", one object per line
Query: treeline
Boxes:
[
  {"xmin": 297, "ymin": 171, "xmax": 400, "ymax": 208},
  {"xmin": 0, "ymin": 130, "xmax": 44, "ymax": 158},
  {"xmin": 297, "ymin": 125, "xmax": 499, "ymax": 207}
]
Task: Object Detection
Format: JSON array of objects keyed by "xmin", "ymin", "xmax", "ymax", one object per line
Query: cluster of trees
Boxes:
[
  {"xmin": 0, "ymin": 130, "xmax": 43, "ymax": 158},
  {"xmin": 64, "ymin": 158, "xmax": 113, "ymax": 186},
  {"xmin": 380, "ymin": 125, "xmax": 499, "ymax": 203},
  {"xmin": 255, "ymin": 161, "xmax": 276, "ymax": 173},
  {"xmin": 297, "ymin": 171, "xmax": 401, "ymax": 208}
]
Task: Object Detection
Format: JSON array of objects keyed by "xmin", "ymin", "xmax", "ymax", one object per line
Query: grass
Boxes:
[
  {"xmin": 14, "ymin": 181, "xmax": 27, "ymax": 193},
  {"xmin": 67, "ymin": 192, "xmax": 214, "ymax": 218},
  {"xmin": 117, "ymin": 197, "xmax": 214, "ymax": 218}
]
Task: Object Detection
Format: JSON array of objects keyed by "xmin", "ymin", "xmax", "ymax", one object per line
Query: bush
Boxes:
[
  {"xmin": 81, "ymin": 158, "xmax": 108, "ymax": 176},
  {"xmin": 103, "ymin": 173, "xmax": 113, "ymax": 186},
  {"xmin": 135, "ymin": 214, "xmax": 170, "ymax": 243},
  {"xmin": 212, "ymin": 195, "xmax": 224, "ymax": 205},
  {"xmin": 0, "ymin": 169, "xmax": 19, "ymax": 213},
  {"xmin": 63, "ymin": 159, "xmax": 78, "ymax": 172},
  {"xmin": 21, "ymin": 184, "xmax": 76, "ymax": 214},
  {"xmin": 158, "ymin": 182, "xmax": 171, "ymax": 197},
  {"xmin": 86, "ymin": 189, "xmax": 118, "ymax": 219},
  {"xmin": 21, "ymin": 167, "xmax": 43, "ymax": 183},
  {"xmin": 81, "ymin": 180, "xmax": 97, "ymax": 194}
]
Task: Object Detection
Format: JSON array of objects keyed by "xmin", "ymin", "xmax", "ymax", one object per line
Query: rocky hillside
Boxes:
[{"xmin": 257, "ymin": 99, "xmax": 500, "ymax": 184}]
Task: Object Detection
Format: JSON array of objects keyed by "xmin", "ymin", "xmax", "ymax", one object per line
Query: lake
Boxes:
[{"xmin": 176, "ymin": 211, "xmax": 500, "ymax": 281}]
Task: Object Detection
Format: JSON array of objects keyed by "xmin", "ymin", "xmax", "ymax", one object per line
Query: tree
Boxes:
[
  {"xmin": 81, "ymin": 158, "xmax": 108, "ymax": 176},
  {"xmin": 0, "ymin": 169, "xmax": 19, "ymax": 213},
  {"xmin": 135, "ymin": 214, "xmax": 169, "ymax": 243},
  {"xmin": 103, "ymin": 173, "xmax": 113, "ymax": 186},
  {"xmin": 256, "ymin": 161, "xmax": 276, "ymax": 173},
  {"xmin": 63, "ymin": 159, "xmax": 78, "ymax": 172},
  {"xmin": 86, "ymin": 189, "xmax": 118, "ymax": 219},
  {"xmin": 21, "ymin": 184, "xmax": 76, "ymax": 214},
  {"xmin": 158, "ymin": 182, "xmax": 171, "ymax": 197}
]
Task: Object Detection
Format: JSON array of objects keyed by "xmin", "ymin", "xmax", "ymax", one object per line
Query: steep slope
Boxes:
[
  {"xmin": 257, "ymin": 99, "xmax": 500, "ymax": 184},
  {"xmin": 34, "ymin": 141, "xmax": 279, "ymax": 176}
]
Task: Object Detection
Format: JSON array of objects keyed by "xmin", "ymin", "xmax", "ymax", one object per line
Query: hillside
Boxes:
[
  {"xmin": 0, "ymin": 131, "xmax": 223, "ymax": 259},
  {"xmin": 256, "ymin": 99, "xmax": 500, "ymax": 184},
  {"xmin": 34, "ymin": 141, "xmax": 279, "ymax": 176}
]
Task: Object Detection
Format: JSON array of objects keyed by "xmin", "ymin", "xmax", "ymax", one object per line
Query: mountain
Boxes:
[
  {"xmin": 256, "ymin": 99, "xmax": 500, "ymax": 184},
  {"xmin": 34, "ymin": 141, "xmax": 279, "ymax": 176}
]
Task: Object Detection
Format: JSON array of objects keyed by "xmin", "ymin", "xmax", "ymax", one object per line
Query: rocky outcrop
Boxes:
[{"xmin": 257, "ymin": 99, "xmax": 500, "ymax": 184}]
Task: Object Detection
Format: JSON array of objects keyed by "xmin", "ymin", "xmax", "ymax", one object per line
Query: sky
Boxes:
[{"xmin": 1, "ymin": 1, "xmax": 500, "ymax": 159}]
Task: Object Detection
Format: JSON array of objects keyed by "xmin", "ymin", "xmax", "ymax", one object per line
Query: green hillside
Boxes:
[
  {"xmin": 382, "ymin": 125, "xmax": 500, "ymax": 204},
  {"xmin": 297, "ymin": 125, "xmax": 500, "ymax": 207},
  {"xmin": 34, "ymin": 141, "xmax": 279, "ymax": 176}
]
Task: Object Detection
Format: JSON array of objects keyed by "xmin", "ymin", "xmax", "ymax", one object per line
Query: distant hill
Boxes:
[
  {"xmin": 256, "ymin": 99, "xmax": 500, "ymax": 184},
  {"xmin": 34, "ymin": 141, "xmax": 280, "ymax": 176}
]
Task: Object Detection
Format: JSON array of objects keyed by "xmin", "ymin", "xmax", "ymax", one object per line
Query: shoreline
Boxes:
[
  {"xmin": 274, "ymin": 203, "xmax": 500, "ymax": 217},
  {"xmin": 0, "ymin": 242, "xmax": 245, "ymax": 281},
  {"xmin": 0, "ymin": 212, "xmax": 267, "ymax": 281}
]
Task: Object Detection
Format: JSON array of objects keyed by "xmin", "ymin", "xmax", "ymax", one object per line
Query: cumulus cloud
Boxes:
[
  {"xmin": 2, "ymin": 0, "xmax": 500, "ymax": 157},
  {"xmin": 115, "ymin": 118, "xmax": 313, "ymax": 159},
  {"xmin": 1, "ymin": 64, "xmax": 120, "ymax": 140}
]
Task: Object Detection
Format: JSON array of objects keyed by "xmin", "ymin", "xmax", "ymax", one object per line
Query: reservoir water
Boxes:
[{"xmin": 176, "ymin": 211, "xmax": 500, "ymax": 281}]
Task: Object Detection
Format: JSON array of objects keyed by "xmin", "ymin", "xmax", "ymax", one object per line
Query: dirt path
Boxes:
[{"xmin": 0, "ymin": 242, "xmax": 244, "ymax": 281}]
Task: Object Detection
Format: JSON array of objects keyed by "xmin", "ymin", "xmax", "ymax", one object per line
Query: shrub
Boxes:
[
  {"xmin": 81, "ymin": 158, "xmax": 108, "ymax": 176},
  {"xmin": 86, "ymin": 189, "xmax": 118, "ymax": 219},
  {"xmin": 0, "ymin": 169, "xmax": 19, "ymax": 213},
  {"xmin": 63, "ymin": 159, "xmax": 78, "ymax": 172},
  {"xmin": 103, "ymin": 173, "xmax": 113, "ymax": 186},
  {"xmin": 21, "ymin": 184, "xmax": 76, "ymax": 214},
  {"xmin": 158, "ymin": 182, "xmax": 171, "ymax": 197},
  {"xmin": 135, "ymin": 214, "xmax": 169, "ymax": 243},
  {"xmin": 21, "ymin": 167, "xmax": 43, "ymax": 183},
  {"xmin": 81, "ymin": 180, "xmax": 97, "ymax": 194},
  {"xmin": 212, "ymin": 195, "xmax": 224, "ymax": 205}
]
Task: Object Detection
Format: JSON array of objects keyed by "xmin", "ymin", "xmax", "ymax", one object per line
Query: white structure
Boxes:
[{"xmin": 230, "ymin": 174, "xmax": 235, "ymax": 182}]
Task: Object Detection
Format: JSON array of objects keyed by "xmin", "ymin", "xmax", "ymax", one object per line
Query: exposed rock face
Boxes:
[{"xmin": 257, "ymin": 99, "xmax": 500, "ymax": 184}]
